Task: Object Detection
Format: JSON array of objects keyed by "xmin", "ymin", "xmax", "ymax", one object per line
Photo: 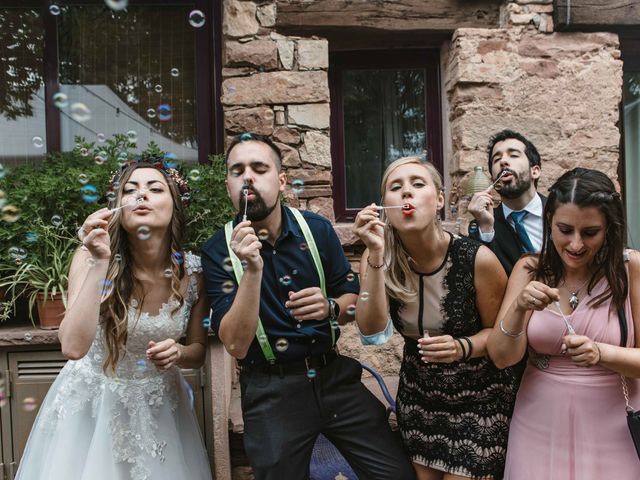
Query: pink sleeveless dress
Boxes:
[{"xmin": 504, "ymin": 277, "xmax": 640, "ymax": 479}]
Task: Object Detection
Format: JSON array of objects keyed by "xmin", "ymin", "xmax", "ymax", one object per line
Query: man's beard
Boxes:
[
  {"xmin": 498, "ymin": 169, "xmax": 533, "ymax": 199},
  {"xmin": 240, "ymin": 188, "xmax": 277, "ymax": 222}
]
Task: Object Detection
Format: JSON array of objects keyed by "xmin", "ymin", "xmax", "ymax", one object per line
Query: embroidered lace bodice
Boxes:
[{"xmin": 38, "ymin": 252, "xmax": 202, "ymax": 480}]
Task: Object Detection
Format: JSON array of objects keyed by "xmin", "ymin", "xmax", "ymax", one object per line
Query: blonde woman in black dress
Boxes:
[{"xmin": 353, "ymin": 157, "xmax": 518, "ymax": 479}]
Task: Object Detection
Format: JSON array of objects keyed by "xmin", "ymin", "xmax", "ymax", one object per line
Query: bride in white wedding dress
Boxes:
[{"xmin": 16, "ymin": 160, "xmax": 212, "ymax": 480}]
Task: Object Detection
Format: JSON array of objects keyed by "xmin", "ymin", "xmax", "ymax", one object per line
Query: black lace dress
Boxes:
[{"xmin": 391, "ymin": 234, "xmax": 517, "ymax": 479}]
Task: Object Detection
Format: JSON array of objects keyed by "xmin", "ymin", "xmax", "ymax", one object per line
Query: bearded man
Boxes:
[{"xmin": 467, "ymin": 130, "xmax": 546, "ymax": 276}]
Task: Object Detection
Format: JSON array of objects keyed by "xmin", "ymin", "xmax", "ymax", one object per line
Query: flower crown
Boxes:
[{"xmin": 108, "ymin": 155, "xmax": 191, "ymax": 206}]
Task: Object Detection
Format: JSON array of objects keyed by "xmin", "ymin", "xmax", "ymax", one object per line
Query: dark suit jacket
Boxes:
[{"xmin": 468, "ymin": 194, "xmax": 547, "ymax": 276}]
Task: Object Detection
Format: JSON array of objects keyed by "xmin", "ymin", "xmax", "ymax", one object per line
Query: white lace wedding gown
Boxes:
[{"xmin": 16, "ymin": 253, "xmax": 212, "ymax": 480}]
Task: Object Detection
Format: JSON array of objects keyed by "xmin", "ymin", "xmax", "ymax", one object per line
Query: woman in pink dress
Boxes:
[{"xmin": 488, "ymin": 167, "xmax": 640, "ymax": 480}]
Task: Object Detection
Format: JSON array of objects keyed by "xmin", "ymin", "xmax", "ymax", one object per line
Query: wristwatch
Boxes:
[{"xmin": 327, "ymin": 297, "xmax": 340, "ymax": 321}]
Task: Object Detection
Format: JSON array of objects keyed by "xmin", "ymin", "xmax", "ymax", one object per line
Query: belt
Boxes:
[{"xmin": 241, "ymin": 350, "xmax": 338, "ymax": 375}]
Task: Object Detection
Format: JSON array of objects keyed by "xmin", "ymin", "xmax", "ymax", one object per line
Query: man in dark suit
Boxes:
[{"xmin": 467, "ymin": 130, "xmax": 546, "ymax": 276}]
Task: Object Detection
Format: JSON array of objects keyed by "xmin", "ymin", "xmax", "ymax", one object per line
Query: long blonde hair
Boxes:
[
  {"xmin": 101, "ymin": 162, "xmax": 187, "ymax": 374},
  {"xmin": 380, "ymin": 156, "xmax": 444, "ymax": 304}
]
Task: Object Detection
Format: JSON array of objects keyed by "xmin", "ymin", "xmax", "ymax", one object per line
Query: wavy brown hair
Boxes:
[
  {"xmin": 533, "ymin": 167, "xmax": 628, "ymax": 311},
  {"xmin": 100, "ymin": 162, "xmax": 187, "ymax": 374}
]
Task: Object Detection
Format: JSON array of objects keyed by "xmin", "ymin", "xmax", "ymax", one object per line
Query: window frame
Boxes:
[
  {"xmin": 329, "ymin": 48, "xmax": 443, "ymax": 223},
  {"xmin": 2, "ymin": 0, "xmax": 223, "ymax": 163}
]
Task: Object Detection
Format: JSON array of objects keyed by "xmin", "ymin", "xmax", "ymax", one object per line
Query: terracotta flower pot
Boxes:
[{"xmin": 36, "ymin": 292, "xmax": 66, "ymax": 330}]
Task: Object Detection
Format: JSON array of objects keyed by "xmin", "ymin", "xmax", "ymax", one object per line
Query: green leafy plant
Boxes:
[
  {"xmin": 0, "ymin": 224, "xmax": 75, "ymax": 324},
  {"xmin": 0, "ymin": 135, "xmax": 234, "ymax": 324}
]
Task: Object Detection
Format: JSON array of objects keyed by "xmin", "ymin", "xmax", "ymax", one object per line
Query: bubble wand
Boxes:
[
  {"xmin": 554, "ymin": 301, "xmax": 576, "ymax": 335},
  {"xmin": 242, "ymin": 187, "xmax": 249, "ymax": 222},
  {"xmin": 489, "ymin": 170, "xmax": 508, "ymax": 190},
  {"xmin": 110, "ymin": 196, "xmax": 142, "ymax": 212}
]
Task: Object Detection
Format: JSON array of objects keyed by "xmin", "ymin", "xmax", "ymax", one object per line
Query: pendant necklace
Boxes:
[{"xmin": 562, "ymin": 277, "xmax": 590, "ymax": 311}]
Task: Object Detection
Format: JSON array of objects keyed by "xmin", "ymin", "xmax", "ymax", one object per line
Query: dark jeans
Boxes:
[{"xmin": 240, "ymin": 355, "xmax": 416, "ymax": 480}]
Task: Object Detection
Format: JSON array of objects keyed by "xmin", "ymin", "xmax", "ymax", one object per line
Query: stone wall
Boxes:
[
  {"xmin": 446, "ymin": 0, "xmax": 623, "ymax": 225},
  {"xmin": 223, "ymin": 0, "xmax": 335, "ymax": 221},
  {"xmin": 220, "ymin": 0, "xmax": 624, "ymax": 378}
]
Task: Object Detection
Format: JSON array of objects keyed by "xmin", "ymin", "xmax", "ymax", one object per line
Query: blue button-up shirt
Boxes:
[{"xmin": 201, "ymin": 207, "xmax": 360, "ymax": 366}]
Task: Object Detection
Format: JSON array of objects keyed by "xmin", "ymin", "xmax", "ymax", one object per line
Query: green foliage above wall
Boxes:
[{"xmin": 0, "ymin": 135, "xmax": 234, "ymax": 323}]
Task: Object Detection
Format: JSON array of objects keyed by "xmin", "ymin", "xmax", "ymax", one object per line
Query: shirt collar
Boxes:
[{"xmin": 502, "ymin": 192, "xmax": 543, "ymax": 219}]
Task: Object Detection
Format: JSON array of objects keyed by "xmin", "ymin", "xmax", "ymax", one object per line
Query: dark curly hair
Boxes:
[{"xmin": 533, "ymin": 167, "xmax": 627, "ymax": 311}]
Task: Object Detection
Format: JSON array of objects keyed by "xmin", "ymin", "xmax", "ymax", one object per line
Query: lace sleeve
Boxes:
[{"xmin": 184, "ymin": 251, "xmax": 202, "ymax": 276}]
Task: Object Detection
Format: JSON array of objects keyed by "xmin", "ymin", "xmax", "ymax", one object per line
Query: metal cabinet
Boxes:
[{"xmin": 0, "ymin": 348, "xmax": 208, "ymax": 479}]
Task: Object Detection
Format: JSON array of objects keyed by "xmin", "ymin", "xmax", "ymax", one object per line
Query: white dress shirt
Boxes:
[{"xmin": 478, "ymin": 193, "xmax": 544, "ymax": 253}]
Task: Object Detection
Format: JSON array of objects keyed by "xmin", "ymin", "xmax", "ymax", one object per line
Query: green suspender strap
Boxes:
[{"xmin": 224, "ymin": 207, "xmax": 333, "ymax": 363}]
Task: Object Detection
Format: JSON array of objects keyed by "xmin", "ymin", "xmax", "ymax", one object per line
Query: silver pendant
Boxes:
[{"xmin": 569, "ymin": 293, "xmax": 579, "ymax": 311}]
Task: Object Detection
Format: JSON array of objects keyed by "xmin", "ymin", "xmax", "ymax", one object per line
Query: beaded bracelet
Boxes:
[{"xmin": 366, "ymin": 257, "xmax": 384, "ymax": 269}]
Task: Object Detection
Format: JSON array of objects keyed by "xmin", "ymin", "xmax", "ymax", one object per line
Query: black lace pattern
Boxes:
[{"xmin": 391, "ymin": 235, "xmax": 517, "ymax": 479}]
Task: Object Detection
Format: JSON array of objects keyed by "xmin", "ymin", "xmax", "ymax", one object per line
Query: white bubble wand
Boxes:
[
  {"xmin": 554, "ymin": 301, "xmax": 576, "ymax": 335},
  {"xmin": 110, "ymin": 196, "xmax": 142, "ymax": 212},
  {"xmin": 242, "ymin": 187, "xmax": 249, "ymax": 222}
]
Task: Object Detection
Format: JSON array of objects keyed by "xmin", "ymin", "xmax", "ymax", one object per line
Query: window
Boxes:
[
  {"xmin": 0, "ymin": 1, "xmax": 221, "ymax": 166},
  {"xmin": 622, "ymin": 36, "xmax": 640, "ymax": 249},
  {"xmin": 330, "ymin": 50, "xmax": 442, "ymax": 222}
]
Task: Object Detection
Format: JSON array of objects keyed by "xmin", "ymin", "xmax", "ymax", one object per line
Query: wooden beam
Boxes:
[
  {"xmin": 276, "ymin": 0, "xmax": 501, "ymax": 34},
  {"xmin": 555, "ymin": 0, "xmax": 640, "ymax": 29}
]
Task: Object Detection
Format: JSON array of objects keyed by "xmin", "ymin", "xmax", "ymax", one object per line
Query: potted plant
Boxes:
[{"xmin": 0, "ymin": 224, "xmax": 75, "ymax": 328}]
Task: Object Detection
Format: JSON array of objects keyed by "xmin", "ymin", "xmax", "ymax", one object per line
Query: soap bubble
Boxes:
[
  {"xmin": 126, "ymin": 130, "xmax": 138, "ymax": 142},
  {"xmin": 292, "ymin": 179, "xmax": 305, "ymax": 195},
  {"xmin": 53, "ymin": 92, "xmax": 68, "ymax": 108},
  {"xmin": 280, "ymin": 275, "xmax": 292, "ymax": 286},
  {"xmin": 188, "ymin": 9, "xmax": 205, "ymax": 28},
  {"xmin": 80, "ymin": 184, "xmax": 99, "ymax": 203},
  {"xmin": 51, "ymin": 214, "xmax": 63, "ymax": 227},
  {"xmin": 157, "ymin": 104, "xmax": 172, "ymax": 121},
  {"xmin": 163, "ymin": 268, "xmax": 172, "ymax": 278},
  {"xmin": 257, "ymin": 229, "xmax": 269, "ymax": 241},
  {"xmin": 137, "ymin": 225, "xmax": 151, "ymax": 240},
  {"xmin": 49, "ymin": 4, "xmax": 61, "ymax": 15},
  {"xmin": 32, "ymin": 136, "xmax": 44, "ymax": 148},
  {"xmin": 307, "ymin": 368, "xmax": 317, "ymax": 379},
  {"xmin": 78, "ymin": 173, "xmax": 89, "ymax": 184},
  {"xmin": 275, "ymin": 338, "xmax": 289, "ymax": 352},
  {"xmin": 106, "ymin": 191, "xmax": 117, "ymax": 203},
  {"xmin": 80, "ymin": 147, "xmax": 89, "ymax": 157},
  {"xmin": 70, "ymin": 102, "xmax": 91, "ymax": 122},
  {"xmin": 299, "ymin": 242, "xmax": 308, "ymax": 251},
  {"xmin": 2, "ymin": 205, "xmax": 20, "ymax": 223},
  {"xmin": 97, "ymin": 132, "xmax": 106, "ymax": 142},
  {"xmin": 188, "ymin": 169, "xmax": 201, "ymax": 182},
  {"xmin": 136, "ymin": 359, "xmax": 147, "ymax": 373},
  {"xmin": 94, "ymin": 152, "xmax": 107, "ymax": 165},
  {"xmin": 170, "ymin": 68, "xmax": 180, "ymax": 77},
  {"xmin": 8, "ymin": 246, "xmax": 27, "ymax": 262},
  {"xmin": 330, "ymin": 320, "xmax": 339, "ymax": 329},
  {"xmin": 146, "ymin": 108, "xmax": 156, "ymax": 118},
  {"xmin": 346, "ymin": 304, "xmax": 356, "ymax": 316},
  {"xmin": 202, "ymin": 317, "xmax": 211, "ymax": 329},
  {"xmin": 25, "ymin": 232, "xmax": 39, "ymax": 243},
  {"xmin": 346, "ymin": 272, "xmax": 356, "ymax": 282},
  {"xmin": 0, "ymin": 164, "xmax": 5, "ymax": 179},
  {"xmin": 114, "ymin": 253, "xmax": 122, "ymax": 263},
  {"xmin": 99, "ymin": 279, "xmax": 113, "ymax": 297},
  {"xmin": 105, "ymin": 0, "xmax": 128, "ymax": 11},
  {"xmin": 360, "ymin": 292, "xmax": 369, "ymax": 302},
  {"xmin": 22, "ymin": 397, "xmax": 38, "ymax": 412},
  {"xmin": 222, "ymin": 280, "xmax": 235, "ymax": 294},
  {"xmin": 172, "ymin": 252, "xmax": 183, "ymax": 264},
  {"xmin": 24, "ymin": 332, "xmax": 33, "ymax": 342},
  {"xmin": 154, "ymin": 84, "xmax": 163, "ymax": 93},
  {"xmin": 222, "ymin": 257, "xmax": 234, "ymax": 272}
]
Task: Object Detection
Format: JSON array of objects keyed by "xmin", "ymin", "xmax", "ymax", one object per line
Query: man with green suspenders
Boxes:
[{"xmin": 201, "ymin": 133, "xmax": 414, "ymax": 480}]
